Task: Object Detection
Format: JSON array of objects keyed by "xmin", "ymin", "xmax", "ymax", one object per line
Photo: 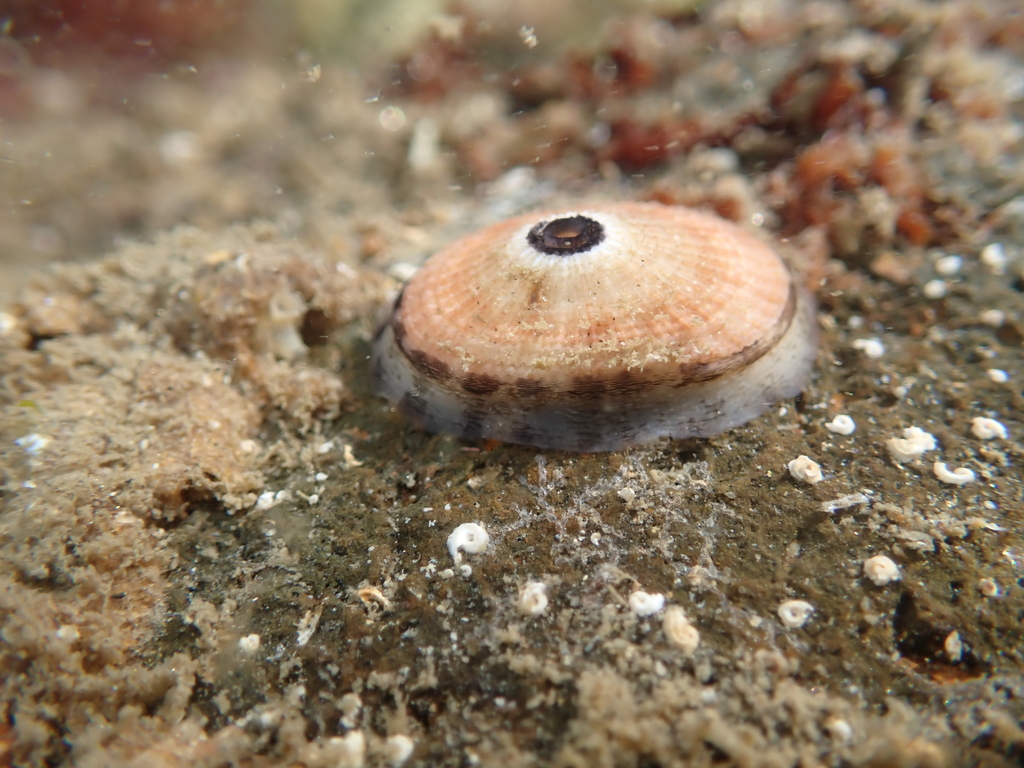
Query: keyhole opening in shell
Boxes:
[{"xmin": 527, "ymin": 215, "xmax": 605, "ymax": 255}]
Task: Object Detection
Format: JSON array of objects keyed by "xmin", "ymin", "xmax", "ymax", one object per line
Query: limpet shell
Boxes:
[{"xmin": 371, "ymin": 201, "xmax": 816, "ymax": 451}]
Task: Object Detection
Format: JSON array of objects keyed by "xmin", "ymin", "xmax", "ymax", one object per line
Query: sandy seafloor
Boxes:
[{"xmin": 1, "ymin": 1, "xmax": 1023, "ymax": 766}]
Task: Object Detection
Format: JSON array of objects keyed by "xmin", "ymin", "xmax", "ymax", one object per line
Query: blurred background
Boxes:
[
  {"xmin": 0, "ymin": 0, "xmax": 692, "ymax": 302},
  {"xmin": 2, "ymin": 0, "xmax": 1022, "ymax": 305}
]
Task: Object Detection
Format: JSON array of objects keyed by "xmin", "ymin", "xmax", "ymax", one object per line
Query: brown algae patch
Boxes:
[{"xmin": 0, "ymin": 221, "xmax": 390, "ymax": 766}]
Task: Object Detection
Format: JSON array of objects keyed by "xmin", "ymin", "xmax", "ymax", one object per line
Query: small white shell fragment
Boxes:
[
  {"xmin": 977, "ymin": 578, "xmax": 1000, "ymax": 597},
  {"xmin": 324, "ymin": 731, "xmax": 367, "ymax": 768},
  {"xmin": 777, "ymin": 599, "xmax": 814, "ymax": 629},
  {"xmin": 56, "ymin": 625, "xmax": 80, "ymax": 642},
  {"xmin": 14, "ymin": 433, "xmax": 51, "ymax": 455},
  {"xmin": 387, "ymin": 262, "xmax": 420, "ymax": 282},
  {"xmin": 788, "ymin": 455, "xmax": 824, "ymax": 484},
  {"xmin": 238, "ymin": 633, "xmax": 261, "ymax": 653},
  {"xmin": 852, "ymin": 337, "xmax": 885, "ymax": 359},
  {"xmin": 0, "ymin": 311, "xmax": 18, "ymax": 335},
  {"xmin": 824, "ymin": 414, "xmax": 856, "ymax": 435},
  {"xmin": 971, "ymin": 417, "xmax": 1008, "ymax": 440},
  {"xmin": 341, "ymin": 444, "xmax": 363, "ymax": 468},
  {"xmin": 385, "ymin": 735, "xmax": 415, "ymax": 768},
  {"xmin": 518, "ymin": 581, "xmax": 549, "ymax": 616},
  {"xmin": 966, "ymin": 518, "xmax": 1004, "ymax": 532},
  {"xmin": 820, "ymin": 492, "xmax": 870, "ymax": 514},
  {"xmin": 885, "ymin": 427, "xmax": 937, "ymax": 462},
  {"xmin": 944, "ymin": 630, "xmax": 963, "ymax": 662},
  {"xmin": 663, "ymin": 606, "xmax": 700, "ymax": 655},
  {"xmin": 617, "ymin": 487, "xmax": 637, "ymax": 503},
  {"xmin": 863, "ymin": 555, "xmax": 901, "ymax": 586},
  {"xmin": 987, "ymin": 369, "xmax": 1010, "ymax": 383},
  {"xmin": 295, "ymin": 607, "xmax": 323, "ymax": 647},
  {"xmin": 518, "ymin": 24, "xmax": 538, "ymax": 48},
  {"xmin": 447, "ymin": 522, "xmax": 489, "ymax": 565},
  {"xmin": 934, "ymin": 254, "xmax": 962, "ymax": 275},
  {"xmin": 922, "ymin": 279, "xmax": 947, "ymax": 299},
  {"xmin": 824, "ymin": 717, "xmax": 853, "ymax": 743},
  {"xmin": 979, "ymin": 309, "xmax": 1005, "ymax": 327},
  {"xmin": 1005, "ymin": 547, "xmax": 1024, "ymax": 568},
  {"xmin": 980, "ymin": 242, "xmax": 1008, "ymax": 274},
  {"xmin": 255, "ymin": 489, "xmax": 292, "ymax": 511},
  {"xmin": 628, "ymin": 590, "xmax": 666, "ymax": 617},
  {"xmin": 933, "ymin": 462, "xmax": 976, "ymax": 486}
]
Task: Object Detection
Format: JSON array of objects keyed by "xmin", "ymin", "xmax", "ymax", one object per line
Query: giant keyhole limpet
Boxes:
[{"xmin": 371, "ymin": 201, "xmax": 816, "ymax": 451}]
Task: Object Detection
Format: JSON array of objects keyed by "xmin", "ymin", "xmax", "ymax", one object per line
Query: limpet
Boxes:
[{"xmin": 372, "ymin": 201, "xmax": 816, "ymax": 451}]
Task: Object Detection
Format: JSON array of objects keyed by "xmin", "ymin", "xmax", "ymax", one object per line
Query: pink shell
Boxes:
[{"xmin": 372, "ymin": 201, "xmax": 816, "ymax": 451}]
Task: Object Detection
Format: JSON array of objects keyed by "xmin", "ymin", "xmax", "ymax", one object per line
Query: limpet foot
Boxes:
[{"xmin": 371, "ymin": 201, "xmax": 817, "ymax": 452}]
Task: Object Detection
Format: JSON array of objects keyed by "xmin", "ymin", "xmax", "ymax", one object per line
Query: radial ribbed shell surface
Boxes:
[{"xmin": 372, "ymin": 201, "xmax": 816, "ymax": 451}]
